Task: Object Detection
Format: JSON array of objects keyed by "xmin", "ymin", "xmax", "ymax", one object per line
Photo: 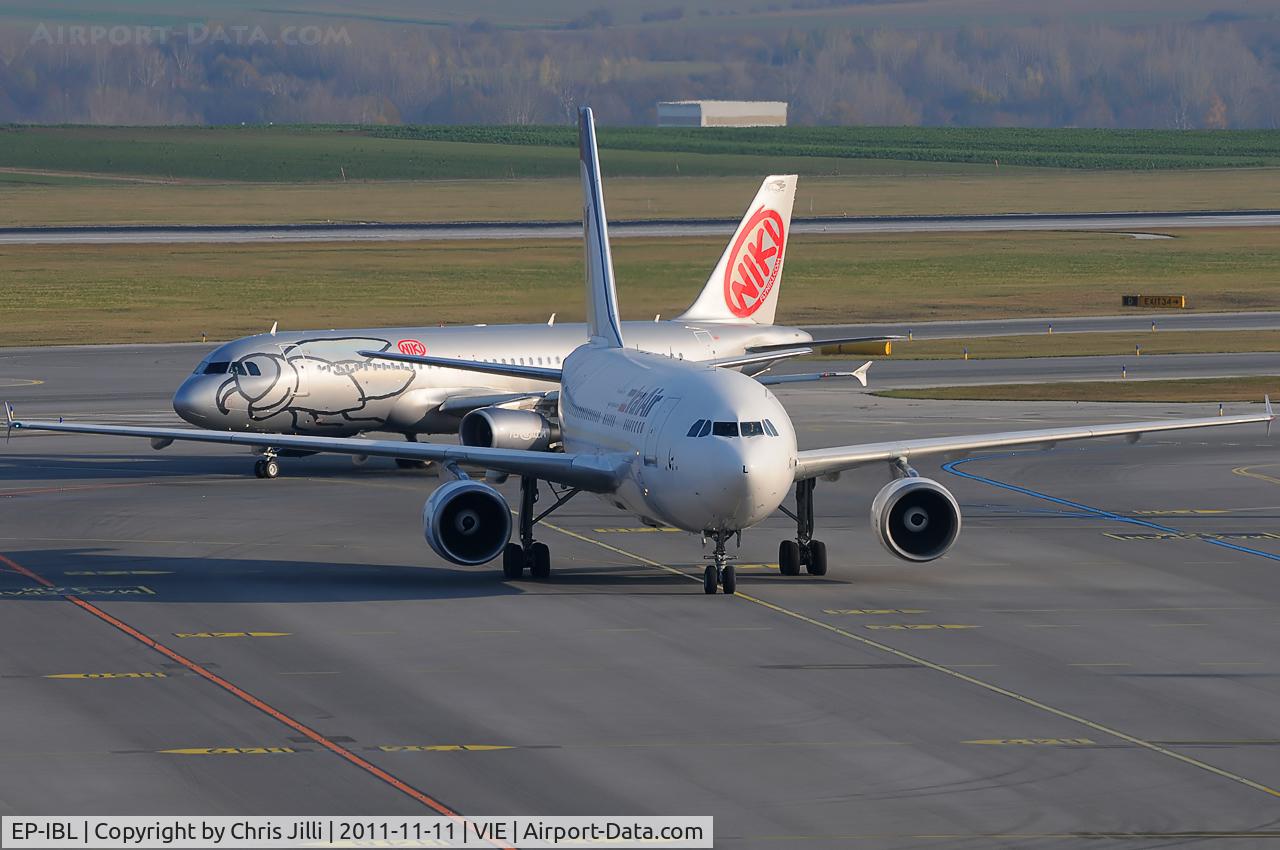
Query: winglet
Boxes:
[
  {"xmin": 4, "ymin": 401, "xmax": 15, "ymax": 443},
  {"xmin": 1267, "ymin": 394, "xmax": 1274, "ymax": 436},
  {"xmin": 547, "ymin": 313, "xmax": 556, "ymax": 326},
  {"xmin": 853, "ymin": 361, "xmax": 873, "ymax": 387},
  {"xmin": 578, "ymin": 107, "xmax": 624, "ymax": 349},
  {"xmin": 270, "ymin": 321, "xmax": 278, "ymax": 337}
]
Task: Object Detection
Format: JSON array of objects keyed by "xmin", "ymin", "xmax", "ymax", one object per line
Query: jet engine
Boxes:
[
  {"xmin": 422, "ymin": 479, "xmax": 512, "ymax": 566},
  {"xmin": 459, "ymin": 408, "xmax": 559, "ymax": 451},
  {"xmin": 870, "ymin": 478, "xmax": 961, "ymax": 562}
]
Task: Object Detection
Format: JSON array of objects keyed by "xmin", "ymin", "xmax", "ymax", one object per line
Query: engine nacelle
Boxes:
[
  {"xmin": 459, "ymin": 407, "xmax": 559, "ymax": 451},
  {"xmin": 870, "ymin": 477, "xmax": 961, "ymax": 562},
  {"xmin": 423, "ymin": 479, "xmax": 512, "ymax": 566}
]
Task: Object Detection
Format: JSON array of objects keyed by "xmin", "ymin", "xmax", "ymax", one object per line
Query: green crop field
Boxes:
[{"xmin": 2, "ymin": 125, "xmax": 1278, "ymax": 185}]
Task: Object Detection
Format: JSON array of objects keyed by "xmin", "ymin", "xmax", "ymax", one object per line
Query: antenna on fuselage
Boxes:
[{"xmin": 578, "ymin": 107, "xmax": 624, "ymax": 350}]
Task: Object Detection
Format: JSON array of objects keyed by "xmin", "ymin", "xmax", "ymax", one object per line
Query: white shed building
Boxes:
[{"xmin": 656, "ymin": 100, "xmax": 788, "ymax": 128}]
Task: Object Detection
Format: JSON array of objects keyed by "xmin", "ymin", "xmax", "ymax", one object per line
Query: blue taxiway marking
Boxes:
[{"xmin": 943, "ymin": 454, "xmax": 1280, "ymax": 564}]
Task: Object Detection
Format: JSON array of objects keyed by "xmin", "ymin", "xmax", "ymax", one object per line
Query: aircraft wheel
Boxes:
[
  {"xmin": 806, "ymin": 540, "xmax": 828, "ymax": 576},
  {"xmin": 721, "ymin": 563, "xmax": 737, "ymax": 595},
  {"xmin": 703, "ymin": 564, "xmax": 718, "ymax": 595},
  {"xmin": 778, "ymin": 540, "xmax": 801, "ymax": 576},
  {"xmin": 502, "ymin": 543, "xmax": 525, "ymax": 579},
  {"xmin": 262, "ymin": 459, "xmax": 280, "ymax": 479},
  {"xmin": 253, "ymin": 459, "xmax": 266, "ymax": 479},
  {"xmin": 529, "ymin": 542, "xmax": 551, "ymax": 579}
]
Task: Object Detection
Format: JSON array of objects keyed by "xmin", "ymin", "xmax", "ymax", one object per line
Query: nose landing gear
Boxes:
[
  {"xmin": 703, "ymin": 531, "xmax": 737, "ymax": 595},
  {"xmin": 778, "ymin": 478, "xmax": 828, "ymax": 576}
]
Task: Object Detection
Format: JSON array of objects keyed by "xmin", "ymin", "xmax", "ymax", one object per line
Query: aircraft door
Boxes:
[
  {"xmin": 693, "ymin": 330, "xmax": 716, "ymax": 360},
  {"xmin": 642, "ymin": 397, "xmax": 680, "ymax": 470},
  {"xmin": 281, "ymin": 345, "xmax": 310, "ymax": 398}
]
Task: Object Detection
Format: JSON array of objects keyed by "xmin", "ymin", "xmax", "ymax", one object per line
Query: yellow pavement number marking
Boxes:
[
  {"xmin": 378, "ymin": 745, "xmax": 514, "ymax": 753},
  {"xmin": 1134, "ymin": 510, "xmax": 1228, "ymax": 516},
  {"xmin": 965, "ymin": 738, "xmax": 1096, "ymax": 746},
  {"xmin": 865, "ymin": 622, "xmax": 983, "ymax": 627},
  {"xmin": 825, "ymin": 609, "xmax": 926, "ymax": 615},
  {"xmin": 1105, "ymin": 531, "xmax": 1280, "ymax": 542},
  {"xmin": 1, "ymin": 585, "xmax": 154, "ymax": 597},
  {"xmin": 593, "ymin": 527, "xmax": 680, "ymax": 533},
  {"xmin": 159, "ymin": 747, "xmax": 296, "ymax": 755},
  {"xmin": 64, "ymin": 570, "xmax": 173, "ymax": 576},
  {"xmin": 45, "ymin": 672, "xmax": 168, "ymax": 680},
  {"xmin": 173, "ymin": 631, "xmax": 291, "ymax": 639}
]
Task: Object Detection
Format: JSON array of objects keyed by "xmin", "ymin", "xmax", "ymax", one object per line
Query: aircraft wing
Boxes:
[
  {"xmin": 703, "ymin": 348, "xmax": 812, "ymax": 370},
  {"xmin": 5, "ymin": 414, "xmax": 625, "ymax": 492},
  {"xmin": 361, "ymin": 350, "xmax": 563, "ymax": 383},
  {"xmin": 748, "ymin": 335, "xmax": 902, "ymax": 354},
  {"xmin": 793, "ymin": 401, "xmax": 1274, "ymax": 481},
  {"xmin": 437, "ymin": 390, "xmax": 555, "ymax": 416}
]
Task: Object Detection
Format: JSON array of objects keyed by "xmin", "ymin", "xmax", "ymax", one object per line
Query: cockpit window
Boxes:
[
  {"xmin": 687, "ymin": 419, "xmax": 706, "ymax": 437},
  {"xmin": 711, "ymin": 421, "xmax": 738, "ymax": 437},
  {"xmin": 740, "ymin": 421, "xmax": 765, "ymax": 437},
  {"xmin": 201, "ymin": 361, "xmax": 230, "ymax": 375},
  {"xmin": 763, "ymin": 419, "xmax": 779, "ymax": 436},
  {"xmin": 698, "ymin": 419, "xmax": 713, "ymax": 437},
  {"xmin": 228, "ymin": 362, "xmax": 262, "ymax": 377}
]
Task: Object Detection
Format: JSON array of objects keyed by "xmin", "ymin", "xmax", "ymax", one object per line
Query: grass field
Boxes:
[
  {"xmin": 2, "ymin": 126, "xmax": 1279, "ymax": 185},
  {"xmin": 2, "ymin": 228, "xmax": 1278, "ymax": 347},
  {"xmin": 877, "ymin": 377, "xmax": 1280, "ymax": 403},
  {"xmin": 5, "ymin": 169, "xmax": 1280, "ymax": 227},
  {"xmin": 847, "ymin": 331, "xmax": 1280, "ymax": 361}
]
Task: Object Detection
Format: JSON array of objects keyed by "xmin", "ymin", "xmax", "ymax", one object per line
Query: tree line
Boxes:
[{"xmin": 0, "ymin": 16, "xmax": 1277, "ymax": 128}]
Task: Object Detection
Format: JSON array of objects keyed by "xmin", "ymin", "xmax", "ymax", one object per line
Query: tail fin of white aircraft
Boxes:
[
  {"xmin": 578, "ymin": 107, "xmax": 625, "ymax": 349},
  {"xmin": 678, "ymin": 174, "xmax": 797, "ymax": 326}
]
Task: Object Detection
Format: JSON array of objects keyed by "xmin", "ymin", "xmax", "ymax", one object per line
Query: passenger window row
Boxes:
[{"xmin": 686, "ymin": 419, "xmax": 780, "ymax": 438}]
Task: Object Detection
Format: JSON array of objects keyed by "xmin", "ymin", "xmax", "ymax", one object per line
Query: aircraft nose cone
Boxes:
[{"xmin": 172, "ymin": 378, "xmax": 211, "ymax": 426}]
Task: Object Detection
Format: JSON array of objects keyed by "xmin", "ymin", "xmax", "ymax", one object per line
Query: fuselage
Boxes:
[
  {"xmin": 173, "ymin": 320, "xmax": 811, "ymax": 437},
  {"xmin": 558, "ymin": 345, "xmax": 797, "ymax": 534}
]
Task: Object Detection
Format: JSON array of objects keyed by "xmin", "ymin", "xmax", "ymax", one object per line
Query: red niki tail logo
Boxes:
[{"xmin": 724, "ymin": 206, "xmax": 786, "ymax": 318}]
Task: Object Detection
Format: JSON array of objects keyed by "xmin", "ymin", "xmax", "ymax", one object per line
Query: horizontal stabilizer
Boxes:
[{"xmin": 759, "ymin": 361, "xmax": 872, "ymax": 387}]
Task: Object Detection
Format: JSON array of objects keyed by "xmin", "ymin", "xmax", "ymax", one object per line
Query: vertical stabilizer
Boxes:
[
  {"xmin": 578, "ymin": 107, "xmax": 625, "ymax": 349},
  {"xmin": 678, "ymin": 174, "xmax": 797, "ymax": 325}
]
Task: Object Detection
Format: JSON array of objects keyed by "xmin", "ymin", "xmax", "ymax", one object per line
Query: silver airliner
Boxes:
[
  {"xmin": 9, "ymin": 108, "xmax": 1272, "ymax": 594},
  {"xmin": 170, "ymin": 173, "xmax": 883, "ymax": 477}
]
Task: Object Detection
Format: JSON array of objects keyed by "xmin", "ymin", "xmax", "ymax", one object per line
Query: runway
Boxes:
[
  {"xmin": 1, "ymin": 210, "xmax": 1277, "ymax": 245},
  {"xmin": 2, "ymin": 346, "xmax": 1280, "ymax": 845}
]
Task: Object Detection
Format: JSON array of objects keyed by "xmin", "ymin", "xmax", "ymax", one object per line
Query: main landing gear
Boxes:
[
  {"xmin": 396, "ymin": 433, "xmax": 436, "ymax": 472},
  {"xmin": 778, "ymin": 478, "xmax": 828, "ymax": 577},
  {"xmin": 253, "ymin": 450, "xmax": 280, "ymax": 479},
  {"xmin": 502, "ymin": 475, "xmax": 578, "ymax": 581},
  {"xmin": 703, "ymin": 531, "xmax": 737, "ymax": 595}
]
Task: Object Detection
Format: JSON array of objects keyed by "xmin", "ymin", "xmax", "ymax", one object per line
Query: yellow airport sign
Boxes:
[{"xmin": 1122, "ymin": 295, "xmax": 1186, "ymax": 308}]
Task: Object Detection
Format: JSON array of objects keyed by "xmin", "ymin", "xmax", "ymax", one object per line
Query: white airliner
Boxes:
[
  {"xmin": 8, "ymin": 108, "xmax": 1273, "ymax": 594},
  {"xmin": 167, "ymin": 171, "xmax": 887, "ymax": 478}
]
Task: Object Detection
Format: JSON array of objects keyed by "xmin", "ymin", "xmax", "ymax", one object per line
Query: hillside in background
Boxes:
[{"xmin": 0, "ymin": 1, "xmax": 1278, "ymax": 127}]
